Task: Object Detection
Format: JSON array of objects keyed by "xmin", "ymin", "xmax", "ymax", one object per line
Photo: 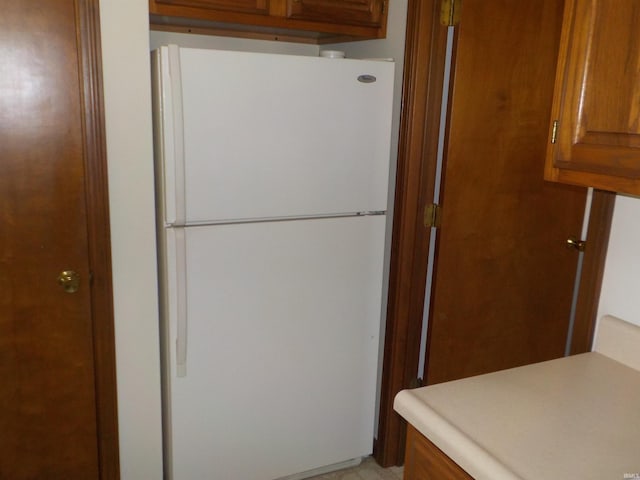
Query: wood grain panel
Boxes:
[
  {"xmin": 0, "ymin": 1, "xmax": 98, "ymax": 477},
  {"xmin": 376, "ymin": 0, "xmax": 612, "ymax": 468},
  {"xmin": 76, "ymin": 0, "xmax": 120, "ymax": 477},
  {"xmin": 149, "ymin": 0, "xmax": 387, "ymax": 42},
  {"xmin": 545, "ymin": 0, "xmax": 640, "ymax": 194},
  {"xmin": 154, "ymin": 0, "xmax": 269, "ymax": 14},
  {"xmin": 424, "ymin": 0, "xmax": 586, "ymax": 386},
  {"xmin": 286, "ymin": 0, "xmax": 384, "ymax": 27},
  {"xmin": 0, "ymin": 0, "xmax": 117, "ymax": 477},
  {"xmin": 404, "ymin": 425, "xmax": 473, "ymax": 480}
]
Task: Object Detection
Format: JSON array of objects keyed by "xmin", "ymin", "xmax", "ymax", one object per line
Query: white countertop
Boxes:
[{"xmin": 394, "ymin": 316, "xmax": 640, "ymax": 480}]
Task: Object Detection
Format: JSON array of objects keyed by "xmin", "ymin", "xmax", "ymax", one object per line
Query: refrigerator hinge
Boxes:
[
  {"xmin": 424, "ymin": 203, "xmax": 442, "ymax": 228},
  {"xmin": 440, "ymin": 0, "xmax": 462, "ymax": 26}
]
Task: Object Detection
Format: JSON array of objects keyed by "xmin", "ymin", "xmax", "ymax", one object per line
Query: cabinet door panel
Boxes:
[
  {"xmin": 287, "ymin": 0, "xmax": 384, "ymax": 27},
  {"xmin": 546, "ymin": 0, "xmax": 640, "ymax": 193},
  {"xmin": 149, "ymin": 0, "xmax": 387, "ymax": 42},
  {"xmin": 404, "ymin": 426, "xmax": 473, "ymax": 480},
  {"xmin": 154, "ymin": 0, "xmax": 269, "ymax": 14}
]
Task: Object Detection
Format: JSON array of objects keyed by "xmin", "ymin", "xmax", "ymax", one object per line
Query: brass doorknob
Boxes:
[
  {"xmin": 57, "ymin": 270, "xmax": 80, "ymax": 293},
  {"xmin": 566, "ymin": 236, "xmax": 586, "ymax": 252}
]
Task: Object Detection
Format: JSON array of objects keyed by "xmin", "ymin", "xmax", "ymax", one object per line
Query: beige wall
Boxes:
[
  {"xmin": 596, "ymin": 194, "xmax": 640, "ymax": 328},
  {"xmin": 99, "ymin": 1, "xmax": 164, "ymax": 478}
]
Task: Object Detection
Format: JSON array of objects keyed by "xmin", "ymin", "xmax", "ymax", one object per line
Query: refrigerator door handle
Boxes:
[
  {"xmin": 168, "ymin": 227, "xmax": 188, "ymax": 377},
  {"xmin": 166, "ymin": 44, "xmax": 187, "ymax": 227}
]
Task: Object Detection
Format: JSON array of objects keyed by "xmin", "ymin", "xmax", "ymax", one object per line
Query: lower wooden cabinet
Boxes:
[{"xmin": 404, "ymin": 425, "xmax": 473, "ymax": 480}]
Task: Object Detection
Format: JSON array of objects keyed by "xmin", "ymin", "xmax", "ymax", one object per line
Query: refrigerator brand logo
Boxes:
[{"xmin": 357, "ymin": 74, "xmax": 377, "ymax": 83}]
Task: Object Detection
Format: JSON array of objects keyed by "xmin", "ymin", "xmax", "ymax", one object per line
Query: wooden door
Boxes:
[
  {"xmin": 424, "ymin": 0, "xmax": 585, "ymax": 383},
  {"xmin": 375, "ymin": 0, "xmax": 614, "ymax": 466},
  {"xmin": 0, "ymin": 1, "xmax": 118, "ymax": 478}
]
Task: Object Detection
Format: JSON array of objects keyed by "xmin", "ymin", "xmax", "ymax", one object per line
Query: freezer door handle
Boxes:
[{"xmin": 162, "ymin": 44, "xmax": 187, "ymax": 227}]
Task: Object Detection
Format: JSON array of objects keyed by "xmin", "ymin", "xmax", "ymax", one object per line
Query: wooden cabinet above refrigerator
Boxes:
[
  {"xmin": 149, "ymin": 0, "xmax": 388, "ymax": 43},
  {"xmin": 544, "ymin": 0, "xmax": 640, "ymax": 195}
]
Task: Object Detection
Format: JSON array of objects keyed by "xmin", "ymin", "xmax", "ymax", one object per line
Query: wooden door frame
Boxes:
[
  {"xmin": 374, "ymin": 0, "xmax": 614, "ymax": 467},
  {"xmin": 76, "ymin": 1, "xmax": 120, "ymax": 477}
]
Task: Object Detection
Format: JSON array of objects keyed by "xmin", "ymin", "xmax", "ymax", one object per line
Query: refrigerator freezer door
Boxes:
[
  {"xmin": 156, "ymin": 46, "xmax": 394, "ymax": 225},
  {"xmin": 163, "ymin": 215, "xmax": 386, "ymax": 480}
]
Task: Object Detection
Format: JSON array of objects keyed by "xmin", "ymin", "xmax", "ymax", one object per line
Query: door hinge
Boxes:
[
  {"xmin": 440, "ymin": 0, "xmax": 462, "ymax": 26},
  {"xmin": 424, "ymin": 203, "xmax": 442, "ymax": 228},
  {"xmin": 566, "ymin": 236, "xmax": 586, "ymax": 252},
  {"xmin": 551, "ymin": 120, "xmax": 559, "ymax": 144}
]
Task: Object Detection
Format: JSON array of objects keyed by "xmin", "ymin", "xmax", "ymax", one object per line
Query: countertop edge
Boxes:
[{"xmin": 394, "ymin": 389, "xmax": 523, "ymax": 480}]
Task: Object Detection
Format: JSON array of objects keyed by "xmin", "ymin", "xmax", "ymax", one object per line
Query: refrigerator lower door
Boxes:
[{"xmin": 163, "ymin": 215, "xmax": 386, "ymax": 480}]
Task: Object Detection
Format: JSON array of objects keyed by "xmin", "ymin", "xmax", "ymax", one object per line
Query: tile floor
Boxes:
[{"xmin": 306, "ymin": 457, "xmax": 403, "ymax": 480}]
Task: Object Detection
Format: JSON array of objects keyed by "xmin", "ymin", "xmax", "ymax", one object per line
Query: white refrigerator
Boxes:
[{"xmin": 151, "ymin": 45, "xmax": 394, "ymax": 480}]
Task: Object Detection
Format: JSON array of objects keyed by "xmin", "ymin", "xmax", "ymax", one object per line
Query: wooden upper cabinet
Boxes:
[
  {"xmin": 149, "ymin": 0, "xmax": 387, "ymax": 43},
  {"xmin": 153, "ymin": 0, "xmax": 269, "ymax": 14},
  {"xmin": 286, "ymin": 0, "xmax": 384, "ymax": 27},
  {"xmin": 545, "ymin": 0, "xmax": 640, "ymax": 195}
]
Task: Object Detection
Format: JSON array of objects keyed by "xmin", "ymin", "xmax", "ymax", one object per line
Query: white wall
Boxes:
[
  {"xmin": 596, "ymin": 194, "xmax": 640, "ymax": 328},
  {"xmin": 99, "ymin": 1, "xmax": 164, "ymax": 478}
]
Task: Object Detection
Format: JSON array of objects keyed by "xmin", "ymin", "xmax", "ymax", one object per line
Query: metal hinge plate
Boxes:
[
  {"xmin": 440, "ymin": 0, "xmax": 462, "ymax": 26},
  {"xmin": 551, "ymin": 119, "xmax": 559, "ymax": 144},
  {"xmin": 566, "ymin": 236, "xmax": 586, "ymax": 252},
  {"xmin": 424, "ymin": 203, "xmax": 442, "ymax": 228}
]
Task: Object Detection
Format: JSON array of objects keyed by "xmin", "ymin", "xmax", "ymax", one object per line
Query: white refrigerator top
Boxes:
[{"xmin": 153, "ymin": 45, "xmax": 395, "ymax": 226}]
